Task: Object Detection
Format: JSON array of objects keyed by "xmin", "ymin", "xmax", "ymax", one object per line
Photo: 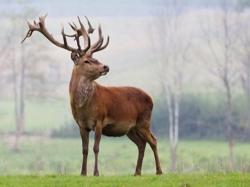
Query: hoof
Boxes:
[
  {"xmin": 134, "ymin": 173, "xmax": 141, "ymax": 176},
  {"xmin": 156, "ymin": 171, "xmax": 163, "ymax": 175}
]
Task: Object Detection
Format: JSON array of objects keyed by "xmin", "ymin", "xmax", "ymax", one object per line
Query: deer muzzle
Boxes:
[
  {"xmin": 100, "ymin": 65, "xmax": 109, "ymax": 76},
  {"xmin": 103, "ymin": 65, "xmax": 109, "ymax": 72}
]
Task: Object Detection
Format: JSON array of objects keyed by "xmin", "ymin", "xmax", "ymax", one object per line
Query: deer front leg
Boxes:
[
  {"xmin": 79, "ymin": 127, "xmax": 89, "ymax": 176},
  {"xmin": 93, "ymin": 121, "xmax": 102, "ymax": 176}
]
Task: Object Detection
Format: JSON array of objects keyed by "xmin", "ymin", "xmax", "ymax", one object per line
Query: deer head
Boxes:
[{"xmin": 21, "ymin": 14, "xmax": 110, "ymax": 81}]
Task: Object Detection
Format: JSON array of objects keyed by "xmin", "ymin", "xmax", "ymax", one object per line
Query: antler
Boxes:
[
  {"xmin": 21, "ymin": 14, "xmax": 109, "ymax": 56},
  {"xmin": 21, "ymin": 14, "xmax": 90, "ymax": 55}
]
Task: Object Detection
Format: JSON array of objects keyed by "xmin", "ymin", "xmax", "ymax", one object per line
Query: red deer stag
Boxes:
[{"xmin": 21, "ymin": 14, "xmax": 163, "ymax": 176}]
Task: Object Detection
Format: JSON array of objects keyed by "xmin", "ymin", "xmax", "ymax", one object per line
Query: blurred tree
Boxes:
[
  {"xmin": 0, "ymin": 0, "xmax": 9, "ymax": 96},
  {"xmin": 151, "ymin": 0, "xmax": 191, "ymax": 172},
  {"xmin": 237, "ymin": 12, "xmax": 250, "ymax": 141},
  {"xmin": 0, "ymin": 2, "xmax": 60, "ymax": 150},
  {"xmin": 199, "ymin": 0, "xmax": 241, "ymax": 170}
]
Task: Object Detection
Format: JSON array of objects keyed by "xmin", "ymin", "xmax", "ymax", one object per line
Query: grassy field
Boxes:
[
  {"xmin": 0, "ymin": 99, "xmax": 71, "ymax": 132},
  {"xmin": 1, "ymin": 173, "xmax": 250, "ymax": 187},
  {"xmin": 1, "ymin": 136, "xmax": 250, "ymax": 176}
]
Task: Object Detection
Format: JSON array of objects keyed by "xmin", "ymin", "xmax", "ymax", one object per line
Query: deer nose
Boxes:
[{"xmin": 103, "ymin": 65, "xmax": 109, "ymax": 72}]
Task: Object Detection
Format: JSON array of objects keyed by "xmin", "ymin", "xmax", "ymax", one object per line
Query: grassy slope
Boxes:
[{"xmin": 1, "ymin": 173, "xmax": 250, "ymax": 187}]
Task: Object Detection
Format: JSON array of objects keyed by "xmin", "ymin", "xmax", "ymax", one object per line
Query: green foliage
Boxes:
[
  {"xmin": 242, "ymin": 0, "xmax": 250, "ymax": 6},
  {"xmin": 236, "ymin": 0, "xmax": 250, "ymax": 11},
  {"xmin": 51, "ymin": 120, "xmax": 80, "ymax": 138},
  {"xmin": 0, "ymin": 173, "xmax": 250, "ymax": 187},
  {"xmin": 151, "ymin": 93, "xmax": 249, "ymax": 141}
]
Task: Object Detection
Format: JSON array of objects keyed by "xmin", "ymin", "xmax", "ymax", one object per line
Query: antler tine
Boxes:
[
  {"xmin": 85, "ymin": 16, "xmax": 95, "ymax": 34},
  {"xmin": 60, "ymin": 23, "xmax": 69, "ymax": 48},
  {"xmin": 87, "ymin": 23, "xmax": 102, "ymax": 55},
  {"xmin": 72, "ymin": 22, "xmax": 79, "ymax": 31},
  {"xmin": 61, "ymin": 23, "xmax": 75, "ymax": 37},
  {"xmin": 91, "ymin": 37, "xmax": 104, "ymax": 53},
  {"xmin": 90, "ymin": 37, "xmax": 104, "ymax": 54},
  {"xmin": 65, "ymin": 22, "xmax": 82, "ymax": 50},
  {"xmin": 21, "ymin": 22, "xmax": 34, "ymax": 43},
  {"xmin": 67, "ymin": 20, "xmax": 91, "ymax": 53},
  {"xmin": 67, "ymin": 22, "xmax": 82, "ymax": 39},
  {"xmin": 88, "ymin": 23, "xmax": 109, "ymax": 55},
  {"xmin": 95, "ymin": 36, "xmax": 109, "ymax": 52},
  {"xmin": 39, "ymin": 13, "xmax": 47, "ymax": 25},
  {"xmin": 92, "ymin": 24, "xmax": 102, "ymax": 48},
  {"xmin": 69, "ymin": 22, "xmax": 76, "ymax": 31},
  {"xmin": 77, "ymin": 16, "xmax": 91, "ymax": 54},
  {"xmin": 21, "ymin": 14, "xmax": 45, "ymax": 44}
]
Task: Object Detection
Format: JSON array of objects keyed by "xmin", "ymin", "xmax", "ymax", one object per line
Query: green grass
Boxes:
[{"xmin": 0, "ymin": 173, "xmax": 250, "ymax": 187}]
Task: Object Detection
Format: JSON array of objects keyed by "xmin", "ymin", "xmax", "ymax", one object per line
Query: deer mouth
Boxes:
[{"xmin": 100, "ymin": 72, "xmax": 108, "ymax": 76}]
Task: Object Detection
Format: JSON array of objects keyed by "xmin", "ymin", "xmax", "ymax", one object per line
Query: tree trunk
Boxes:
[
  {"xmin": 8, "ymin": 31, "xmax": 20, "ymax": 151},
  {"xmin": 225, "ymin": 80, "xmax": 235, "ymax": 170},
  {"xmin": 9, "ymin": 35, "xmax": 18, "ymax": 125},
  {"xmin": 170, "ymin": 143, "xmax": 177, "ymax": 171},
  {"xmin": 221, "ymin": 6, "xmax": 235, "ymax": 170},
  {"xmin": 247, "ymin": 58, "xmax": 250, "ymax": 141},
  {"xmin": 13, "ymin": 42, "xmax": 26, "ymax": 151},
  {"xmin": 20, "ymin": 43, "xmax": 26, "ymax": 133},
  {"xmin": 164, "ymin": 78, "xmax": 179, "ymax": 172},
  {"xmin": 164, "ymin": 81, "xmax": 173, "ymax": 143},
  {"xmin": 12, "ymin": 59, "xmax": 21, "ymax": 151},
  {"xmin": 13, "ymin": 118, "xmax": 21, "ymax": 151},
  {"xmin": 164, "ymin": 81, "xmax": 176, "ymax": 172}
]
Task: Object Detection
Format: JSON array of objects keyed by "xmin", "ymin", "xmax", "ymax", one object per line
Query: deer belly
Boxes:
[{"xmin": 102, "ymin": 121, "xmax": 135, "ymax": 137}]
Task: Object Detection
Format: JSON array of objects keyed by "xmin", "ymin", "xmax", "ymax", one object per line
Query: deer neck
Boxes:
[{"xmin": 70, "ymin": 72, "xmax": 95, "ymax": 107}]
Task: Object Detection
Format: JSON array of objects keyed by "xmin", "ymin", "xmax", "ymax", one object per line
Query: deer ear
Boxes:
[{"xmin": 71, "ymin": 51, "xmax": 80, "ymax": 65}]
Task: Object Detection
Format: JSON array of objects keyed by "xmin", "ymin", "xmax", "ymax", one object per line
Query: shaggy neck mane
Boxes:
[{"xmin": 70, "ymin": 73, "xmax": 95, "ymax": 107}]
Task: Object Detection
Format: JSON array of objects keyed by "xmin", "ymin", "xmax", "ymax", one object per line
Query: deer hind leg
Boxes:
[
  {"xmin": 127, "ymin": 130, "xmax": 146, "ymax": 176},
  {"xmin": 138, "ymin": 127, "xmax": 163, "ymax": 175}
]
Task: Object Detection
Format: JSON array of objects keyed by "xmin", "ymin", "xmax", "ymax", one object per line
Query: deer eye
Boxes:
[{"xmin": 84, "ymin": 60, "xmax": 90, "ymax": 64}]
